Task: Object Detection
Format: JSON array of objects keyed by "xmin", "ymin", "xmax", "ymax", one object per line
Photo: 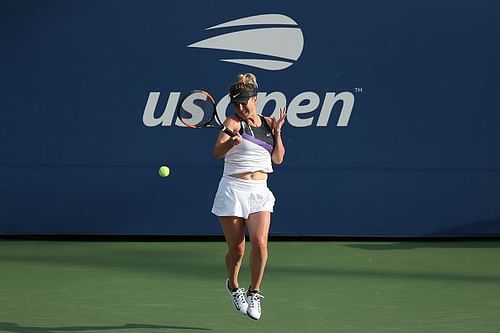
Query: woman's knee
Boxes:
[
  {"xmin": 250, "ymin": 236, "xmax": 268, "ymax": 252},
  {"xmin": 228, "ymin": 242, "xmax": 245, "ymax": 259}
]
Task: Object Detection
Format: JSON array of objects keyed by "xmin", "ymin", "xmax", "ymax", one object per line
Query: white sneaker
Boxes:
[
  {"xmin": 246, "ymin": 291, "xmax": 264, "ymax": 320},
  {"xmin": 225, "ymin": 279, "xmax": 248, "ymax": 315}
]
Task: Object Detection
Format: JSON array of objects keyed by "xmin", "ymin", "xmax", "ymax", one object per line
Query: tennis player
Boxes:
[{"xmin": 211, "ymin": 73, "xmax": 286, "ymax": 320}]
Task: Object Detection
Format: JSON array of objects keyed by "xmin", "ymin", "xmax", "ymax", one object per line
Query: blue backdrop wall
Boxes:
[{"xmin": 1, "ymin": 0, "xmax": 499, "ymax": 236}]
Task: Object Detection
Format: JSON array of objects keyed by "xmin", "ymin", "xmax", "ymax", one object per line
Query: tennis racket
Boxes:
[{"xmin": 176, "ymin": 90, "xmax": 236, "ymax": 137}]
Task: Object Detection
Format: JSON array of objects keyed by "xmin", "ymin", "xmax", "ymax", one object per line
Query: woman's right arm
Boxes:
[{"xmin": 212, "ymin": 117, "xmax": 242, "ymax": 159}]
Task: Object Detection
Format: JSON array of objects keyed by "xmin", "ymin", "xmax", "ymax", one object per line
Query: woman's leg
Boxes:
[
  {"xmin": 219, "ymin": 216, "xmax": 246, "ymax": 289},
  {"xmin": 246, "ymin": 211, "xmax": 271, "ymax": 291}
]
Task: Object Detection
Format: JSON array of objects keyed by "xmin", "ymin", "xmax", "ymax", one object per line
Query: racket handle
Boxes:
[{"xmin": 222, "ymin": 126, "xmax": 237, "ymax": 137}]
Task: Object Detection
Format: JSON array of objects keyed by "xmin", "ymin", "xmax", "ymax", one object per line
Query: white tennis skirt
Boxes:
[{"xmin": 211, "ymin": 175, "xmax": 275, "ymax": 219}]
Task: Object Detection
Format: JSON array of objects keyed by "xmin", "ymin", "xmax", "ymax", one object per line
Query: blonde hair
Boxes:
[
  {"xmin": 235, "ymin": 73, "xmax": 258, "ymax": 88},
  {"xmin": 229, "ymin": 73, "xmax": 258, "ymax": 98}
]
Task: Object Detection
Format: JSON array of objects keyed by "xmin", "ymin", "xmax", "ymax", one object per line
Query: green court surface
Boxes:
[{"xmin": 1, "ymin": 241, "xmax": 499, "ymax": 333}]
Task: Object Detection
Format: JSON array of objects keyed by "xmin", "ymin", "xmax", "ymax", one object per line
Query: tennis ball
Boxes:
[{"xmin": 158, "ymin": 166, "xmax": 170, "ymax": 177}]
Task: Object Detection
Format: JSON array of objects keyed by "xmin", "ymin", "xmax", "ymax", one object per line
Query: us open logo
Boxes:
[
  {"xmin": 143, "ymin": 13, "xmax": 357, "ymax": 128},
  {"xmin": 188, "ymin": 14, "xmax": 304, "ymax": 71}
]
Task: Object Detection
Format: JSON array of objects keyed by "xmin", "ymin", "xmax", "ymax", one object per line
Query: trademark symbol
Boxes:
[{"xmin": 355, "ymin": 88, "xmax": 363, "ymax": 93}]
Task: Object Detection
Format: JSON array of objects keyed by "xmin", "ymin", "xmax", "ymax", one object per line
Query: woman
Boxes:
[{"xmin": 211, "ymin": 73, "xmax": 286, "ymax": 320}]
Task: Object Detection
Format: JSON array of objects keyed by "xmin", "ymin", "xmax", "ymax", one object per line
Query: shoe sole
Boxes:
[{"xmin": 247, "ymin": 312, "xmax": 260, "ymax": 320}]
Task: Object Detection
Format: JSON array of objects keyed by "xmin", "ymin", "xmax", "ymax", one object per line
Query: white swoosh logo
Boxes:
[{"xmin": 188, "ymin": 14, "xmax": 304, "ymax": 71}]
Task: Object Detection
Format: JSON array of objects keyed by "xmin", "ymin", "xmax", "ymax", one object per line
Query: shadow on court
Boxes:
[
  {"xmin": 0, "ymin": 244, "xmax": 224, "ymax": 280},
  {"xmin": 344, "ymin": 241, "xmax": 500, "ymax": 251},
  {"xmin": 269, "ymin": 264, "xmax": 500, "ymax": 284},
  {"xmin": 0, "ymin": 323, "xmax": 211, "ymax": 333},
  {"xmin": 1, "ymin": 242, "xmax": 500, "ymax": 285}
]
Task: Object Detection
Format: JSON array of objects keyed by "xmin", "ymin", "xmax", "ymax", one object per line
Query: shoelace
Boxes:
[
  {"xmin": 231, "ymin": 288, "xmax": 246, "ymax": 301},
  {"xmin": 247, "ymin": 293, "xmax": 265, "ymax": 307}
]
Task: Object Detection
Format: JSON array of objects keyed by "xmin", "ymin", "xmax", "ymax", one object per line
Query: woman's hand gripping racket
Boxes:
[{"xmin": 176, "ymin": 90, "xmax": 236, "ymax": 137}]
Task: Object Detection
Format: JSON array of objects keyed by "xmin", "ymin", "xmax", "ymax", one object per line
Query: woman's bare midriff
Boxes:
[{"xmin": 230, "ymin": 171, "xmax": 268, "ymax": 180}]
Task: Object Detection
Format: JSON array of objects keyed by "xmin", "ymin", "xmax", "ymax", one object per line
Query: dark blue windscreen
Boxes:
[{"xmin": 1, "ymin": 0, "xmax": 499, "ymax": 236}]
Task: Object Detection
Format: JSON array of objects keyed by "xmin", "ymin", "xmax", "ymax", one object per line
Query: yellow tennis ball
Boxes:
[{"xmin": 158, "ymin": 166, "xmax": 170, "ymax": 177}]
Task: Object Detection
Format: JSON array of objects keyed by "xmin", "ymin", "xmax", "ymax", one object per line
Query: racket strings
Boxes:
[{"xmin": 177, "ymin": 91, "xmax": 217, "ymax": 128}]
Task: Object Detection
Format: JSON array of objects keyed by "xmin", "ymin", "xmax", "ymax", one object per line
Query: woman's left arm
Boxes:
[{"xmin": 269, "ymin": 107, "xmax": 287, "ymax": 164}]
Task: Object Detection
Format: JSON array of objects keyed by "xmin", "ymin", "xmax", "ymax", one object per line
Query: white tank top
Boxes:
[{"xmin": 223, "ymin": 118, "xmax": 274, "ymax": 176}]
